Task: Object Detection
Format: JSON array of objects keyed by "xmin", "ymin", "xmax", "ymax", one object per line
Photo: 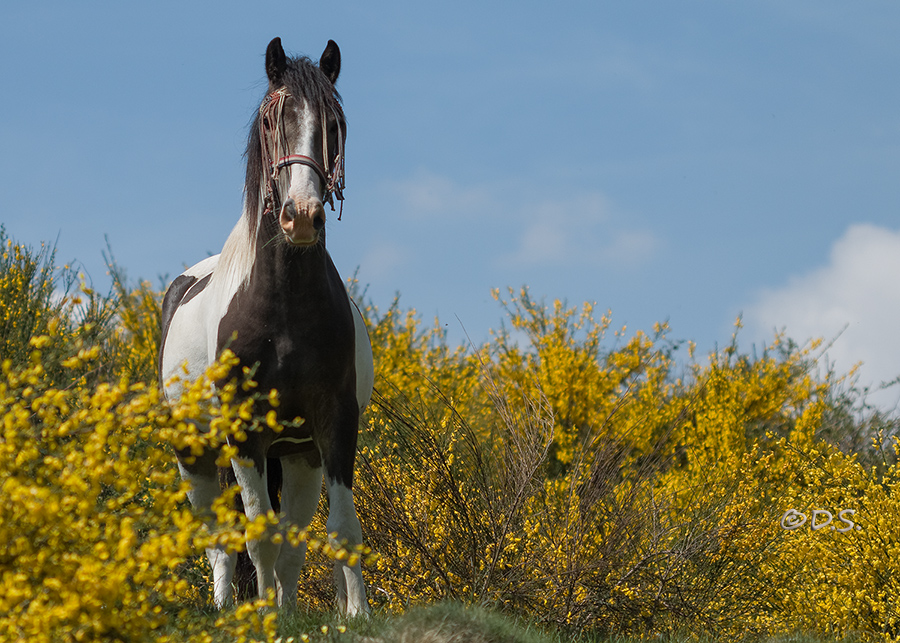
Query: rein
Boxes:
[{"xmin": 259, "ymin": 87, "xmax": 346, "ymax": 220}]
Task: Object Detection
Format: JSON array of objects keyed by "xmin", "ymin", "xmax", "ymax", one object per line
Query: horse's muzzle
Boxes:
[{"xmin": 280, "ymin": 198, "xmax": 325, "ymax": 245}]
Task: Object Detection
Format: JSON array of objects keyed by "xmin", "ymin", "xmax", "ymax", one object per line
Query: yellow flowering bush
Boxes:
[
  {"xmin": 104, "ymin": 256, "xmax": 163, "ymax": 386},
  {"xmin": 0, "ymin": 335, "xmax": 290, "ymax": 641},
  {"xmin": 3, "ymin": 234, "xmax": 900, "ymax": 641},
  {"xmin": 354, "ymin": 286, "xmax": 900, "ymax": 639}
]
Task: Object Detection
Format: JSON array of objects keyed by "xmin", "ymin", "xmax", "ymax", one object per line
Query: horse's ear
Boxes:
[
  {"xmin": 266, "ymin": 37, "xmax": 288, "ymax": 87},
  {"xmin": 319, "ymin": 40, "xmax": 341, "ymax": 84}
]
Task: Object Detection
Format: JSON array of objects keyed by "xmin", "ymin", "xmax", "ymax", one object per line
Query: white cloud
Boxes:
[
  {"xmin": 378, "ymin": 170, "xmax": 661, "ymax": 273},
  {"xmin": 500, "ymin": 192, "xmax": 660, "ymax": 269},
  {"xmin": 382, "ymin": 171, "xmax": 492, "ymax": 218},
  {"xmin": 746, "ymin": 223, "xmax": 900, "ymax": 411}
]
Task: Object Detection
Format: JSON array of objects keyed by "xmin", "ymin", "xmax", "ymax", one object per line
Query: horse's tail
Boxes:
[{"xmin": 219, "ymin": 457, "xmax": 283, "ymax": 600}]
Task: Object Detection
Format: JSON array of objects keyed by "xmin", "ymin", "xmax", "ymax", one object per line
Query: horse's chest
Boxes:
[{"xmin": 220, "ymin": 311, "xmax": 352, "ymax": 388}]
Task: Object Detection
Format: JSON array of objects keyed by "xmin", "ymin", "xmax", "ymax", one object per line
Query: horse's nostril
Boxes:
[
  {"xmin": 313, "ymin": 215, "xmax": 325, "ymax": 231},
  {"xmin": 282, "ymin": 200, "xmax": 297, "ymax": 221}
]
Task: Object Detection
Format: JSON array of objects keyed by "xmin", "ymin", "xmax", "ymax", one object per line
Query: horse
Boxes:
[{"xmin": 158, "ymin": 37, "xmax": 373, "ymax": 616}]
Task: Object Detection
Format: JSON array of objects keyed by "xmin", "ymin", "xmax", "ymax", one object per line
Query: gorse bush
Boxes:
[
  {"xmin": 1, "ymin": 233, "xmax": 899, "ymax": 641},
  {"xmin": 352, "ymin": 287, "xmax": 900, "ymax": 639},
  {"xmin": 0, "ymin": 333, "xmax": 282, "ymax": 641},
  {"xmin": 0, "ymin": 227, "xmax": 110, "ymax": 389},
  {"xmin": 0, "ymin": 227, "xmax": 162, "ymax": 389}
]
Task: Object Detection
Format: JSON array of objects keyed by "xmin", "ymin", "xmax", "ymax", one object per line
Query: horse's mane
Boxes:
[{"xmin": 213, "ymin": 55, "xmax": 345, "ymax": 301}]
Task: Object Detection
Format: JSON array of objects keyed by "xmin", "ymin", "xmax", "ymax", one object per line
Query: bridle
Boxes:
[{"xmin": 259, "ymin": 87, "xmax": 346, "ymax": 220}]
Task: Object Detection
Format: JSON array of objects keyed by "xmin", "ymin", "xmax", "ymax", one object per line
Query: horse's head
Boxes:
[{"xmin": 258, "ymin": 38, "xmax": 345, "ymax": 247}]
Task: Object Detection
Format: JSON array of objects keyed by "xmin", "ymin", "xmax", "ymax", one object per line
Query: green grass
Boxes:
[
  {"xmin": 357, "ymin": 602, "xmax": 557, "ymax": 643},
  {"xmin": 159, "ymin": 602, "xmax": 552, "ymax": 643},
  {"xmin": 157, "ymin": 602, "xmax": 867, "ymax": 643}
]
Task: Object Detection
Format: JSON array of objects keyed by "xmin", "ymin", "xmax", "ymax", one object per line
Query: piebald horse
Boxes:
[{"xmin": 158, "ymin": 38, "xmax": 373, "ymax": 615}]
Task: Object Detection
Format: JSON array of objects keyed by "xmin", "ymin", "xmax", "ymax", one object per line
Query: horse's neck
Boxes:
[{"xmin": 253, "ymin": 227, "xmax": 331, "ymax": 297}]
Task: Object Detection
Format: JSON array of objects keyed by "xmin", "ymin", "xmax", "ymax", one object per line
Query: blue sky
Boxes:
[{"xmin": 3, "ymin": 1, "xmax": 899, "ymax": 407}]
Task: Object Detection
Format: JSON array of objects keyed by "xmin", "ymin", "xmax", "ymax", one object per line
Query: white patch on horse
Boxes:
[
  {"xmin": 184, "ymin": 254, "xmax": 219, "ymax": 279},
  {"xmin": 230, "ymin": 459, "xmax": 280, "ymax": 595},
  {"xmin": 210, "ymin": 213, "xmax": 256, "ymax": 309},
  {"xmin": 325, "ymin": 481, "xmax": 367, "ymax": 615},
  {"xmin": 284, "ymin": 98, "xmax": 324, "ymax": 209},
  {"xmin": 271, "ymin": 435, "xmax": 314, "ymax": 445},
  {"xmin": 351, "ymin": 298, "xmax": 374, "ymax": 410},
  {"xmin": 274, "ymin": 454, "xmax": 323, "ymax": 608},
  {"xmin": 176, "ymin": 459, "xmax": 237, "ymax": 608}
]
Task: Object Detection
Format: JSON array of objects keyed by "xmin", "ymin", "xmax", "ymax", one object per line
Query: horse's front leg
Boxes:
[
  {"xmin": 274, "ymin": 451, "xmax": 323, "ymax": 609},
  {"xmin": 176, "ymin": 448, "xmax": 237, "ymax": 608},
  {"xmin": 231, "ymin": 451, "xmax": 280, "ymax": 602},
  {"xmin": 322, "ymin": 398, "xmax": 370, "ymax": 616},
  {"xmin": 325, "ymin": 479, "xmax": 368, "ymax": 615}
]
